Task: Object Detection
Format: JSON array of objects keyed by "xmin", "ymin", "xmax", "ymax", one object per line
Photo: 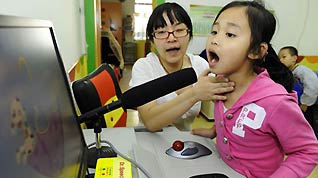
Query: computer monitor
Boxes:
[{"xmin": 0, "ymin": 15, "xmax": 87, "ymax": 178}]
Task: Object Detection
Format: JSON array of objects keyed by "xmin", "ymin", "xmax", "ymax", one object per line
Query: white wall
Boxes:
[
  {"xmin": 0, "ymin": 0, "xmax": 86, "ymax": 70},
  {"xmin": 166, "ymin": 0, "xmax": 318, "ymax": 56},
  {"xmin": 1, "ymin": 0, "xmax": 315, "ymax": 70}
]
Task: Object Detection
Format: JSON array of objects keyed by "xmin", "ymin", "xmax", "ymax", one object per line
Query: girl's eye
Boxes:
[
  {"xmin": 211, "ymin": 31, "xmax": 217, "ymax": 35},
  {"xmin": 226, "ymin": 33, "xmax": 236, "ymax": 38}
]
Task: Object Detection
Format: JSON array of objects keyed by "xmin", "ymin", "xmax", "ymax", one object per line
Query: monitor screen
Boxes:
[{"xmin": 0, "ymin": 15, "xmax": 87, "ymax": 178}]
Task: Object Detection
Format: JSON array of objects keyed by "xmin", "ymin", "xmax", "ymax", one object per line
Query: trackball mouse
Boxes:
[{"xmin": 165, "ymin": 140, "xmax": 212, "ymax": 159}]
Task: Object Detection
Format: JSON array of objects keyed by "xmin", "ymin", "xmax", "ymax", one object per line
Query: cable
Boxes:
[
  {"xmin": 85, "ymin": 173, "xmax": 94, "ymax": 178},
  {"xmin": 86, "ymin": 168, "xmax": 90, "ymax": 175},
  {"xmin": 87, "ymin": 141, "xmax": 153, "ymax": 178}
]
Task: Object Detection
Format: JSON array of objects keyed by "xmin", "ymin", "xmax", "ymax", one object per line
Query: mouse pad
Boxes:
[{"xmin": 134, "ymin": 127, "xmax": 244, "ymax": 178}]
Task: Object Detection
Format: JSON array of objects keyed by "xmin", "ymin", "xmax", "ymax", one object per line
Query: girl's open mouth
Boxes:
[{"xmin": 208, "ymin": 51, "xmax": 219, "ymax": 66}]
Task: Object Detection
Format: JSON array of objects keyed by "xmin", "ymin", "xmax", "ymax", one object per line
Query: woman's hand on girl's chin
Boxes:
[{"xmin": 192, "ymin": 74, "xmax": 235, "ymax": 101}]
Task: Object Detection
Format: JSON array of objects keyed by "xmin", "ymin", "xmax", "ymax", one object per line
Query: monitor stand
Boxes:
[{"xmin": 87, "ymin": 117, "xmax": 117, "ymax": 168}]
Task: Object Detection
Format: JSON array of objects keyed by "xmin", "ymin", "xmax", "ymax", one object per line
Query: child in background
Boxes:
[
  {"xmin": 278, "ymin": 46, "xmax": 318, "ymax": 137},
  {"xmin": 192, "ymin": 1, "xmax": 318, "ymax": 177}
]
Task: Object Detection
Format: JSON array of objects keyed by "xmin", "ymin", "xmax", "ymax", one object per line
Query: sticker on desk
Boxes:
[{"xmin": 94, "ymin": 157, "xmax": 132, "ymax": 178}]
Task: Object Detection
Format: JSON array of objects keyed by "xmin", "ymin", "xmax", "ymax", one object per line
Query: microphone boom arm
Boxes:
[
  {"xmin": 78, "ymin": 68, "xmax": 197, "ymax": 124},
  {"xmin": 78, "ymin": 99, "xmax": 122, "ymax": 123}
]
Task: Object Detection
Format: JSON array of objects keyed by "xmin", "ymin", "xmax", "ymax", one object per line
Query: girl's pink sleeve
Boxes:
[{"xmin": 269, "ymin": 97, "xmax": 318, "ymax": 178}]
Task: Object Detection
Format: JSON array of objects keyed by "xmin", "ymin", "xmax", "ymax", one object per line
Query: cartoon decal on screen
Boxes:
[
  {"xmin": 10, "ymin": 97, "xmax": 36, "ymax": 164},
  {"xmin": 8, "ymin": 57, "xmax": 65, "ymax": 177}
]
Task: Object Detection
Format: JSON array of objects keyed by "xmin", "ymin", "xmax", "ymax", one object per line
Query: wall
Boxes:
[
  {"xmin": 0, "ymin": 0, "xmax": 86, "ymax": 70},
  {"xmin": 166, "ymin": 0, "xmax": 318, "ymax": 56},
  {"xmin": 2, "ymin": 1, "xmax": 315, "ymax": 69}
]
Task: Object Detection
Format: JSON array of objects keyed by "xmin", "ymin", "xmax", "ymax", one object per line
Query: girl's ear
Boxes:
[{"xmin": 248, "ymin": 43, "xmax": 268, "ymax": 60}]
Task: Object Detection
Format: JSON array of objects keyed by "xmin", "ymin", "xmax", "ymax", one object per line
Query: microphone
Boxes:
[
  {"xmin": 122, "ymin": 67, "xmax": 197, "ymax": 109},
  {"xmin": 79, "ymin": 68, "xmax": 197, "ymax": 123}
]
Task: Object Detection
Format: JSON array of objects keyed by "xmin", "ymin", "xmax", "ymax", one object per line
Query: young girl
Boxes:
[
  {"xmin": 129, "ymin": 2, "xmax": 235, "ymax": 132},
  {"xmin": 192, "ymin": 1, "xmax": 318, "ymax": 177}
]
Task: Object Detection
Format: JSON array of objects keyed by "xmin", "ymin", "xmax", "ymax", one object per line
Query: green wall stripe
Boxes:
[
  {"xmin": 157, "ymin": 0, "xmax": 165, "ymax": 5},
  {"xmin": 84, "ymin": 0, "xmax": 96, "ymax": 73}
]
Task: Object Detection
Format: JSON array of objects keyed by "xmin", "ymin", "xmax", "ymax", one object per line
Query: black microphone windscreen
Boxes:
[{"xmin": 122, "ymin": 68, "xmax": 197, "ymax": 109}]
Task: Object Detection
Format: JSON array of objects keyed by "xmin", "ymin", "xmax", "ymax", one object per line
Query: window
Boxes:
[{"xmin": 134, "ymin": 0, "xmax": 152, "ymax": 40}]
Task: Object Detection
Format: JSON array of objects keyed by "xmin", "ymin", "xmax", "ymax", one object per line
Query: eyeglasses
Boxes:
[{"xmin": 152, "ymin": 29, "xmax": 190, "ymax": 39}]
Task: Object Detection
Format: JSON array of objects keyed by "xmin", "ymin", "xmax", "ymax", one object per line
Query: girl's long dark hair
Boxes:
[
  {"xmin": 215, "ymin": 1, "xmax": 294, "ymax": 92},
  {"xmin": 261, "ymin": 45, "xmax": 294, "ymax": 93}
]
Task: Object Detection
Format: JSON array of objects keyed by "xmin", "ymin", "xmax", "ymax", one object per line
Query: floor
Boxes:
[
  {"xmin": 119, "ymin": 64, "xmax": 140, "ymax": 127},
  {"xmin": 119, "ymin": 64, "xmax": 317, "ymax": 178}
]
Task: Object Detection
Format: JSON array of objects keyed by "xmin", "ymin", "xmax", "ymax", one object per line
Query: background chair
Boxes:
[
  {"xmin": 72, "ymin": 63, "xmax": 127, "ymax": 168},
  {"xmin": 72, "ymin": 63, "xmax": 127, "ymax": 128},
  {"xmin": 101, "ymin": 29, "xmax": 124, "ymax": 80}
]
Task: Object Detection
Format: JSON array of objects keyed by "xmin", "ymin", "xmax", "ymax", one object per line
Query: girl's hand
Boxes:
[{"xmin": 191, "ymin": 125, "xmax": 217, "ymax": 139}]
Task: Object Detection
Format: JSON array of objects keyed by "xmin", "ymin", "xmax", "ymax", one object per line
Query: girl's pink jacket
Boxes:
[{"xmin": 214, "ymin": 70, "xmax": 318, "ymax": 178}]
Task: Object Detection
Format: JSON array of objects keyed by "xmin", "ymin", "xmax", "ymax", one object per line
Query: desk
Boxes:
[{"xmin": 83, "ymin": 127, "xmax": 244, "ymax": 178}]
